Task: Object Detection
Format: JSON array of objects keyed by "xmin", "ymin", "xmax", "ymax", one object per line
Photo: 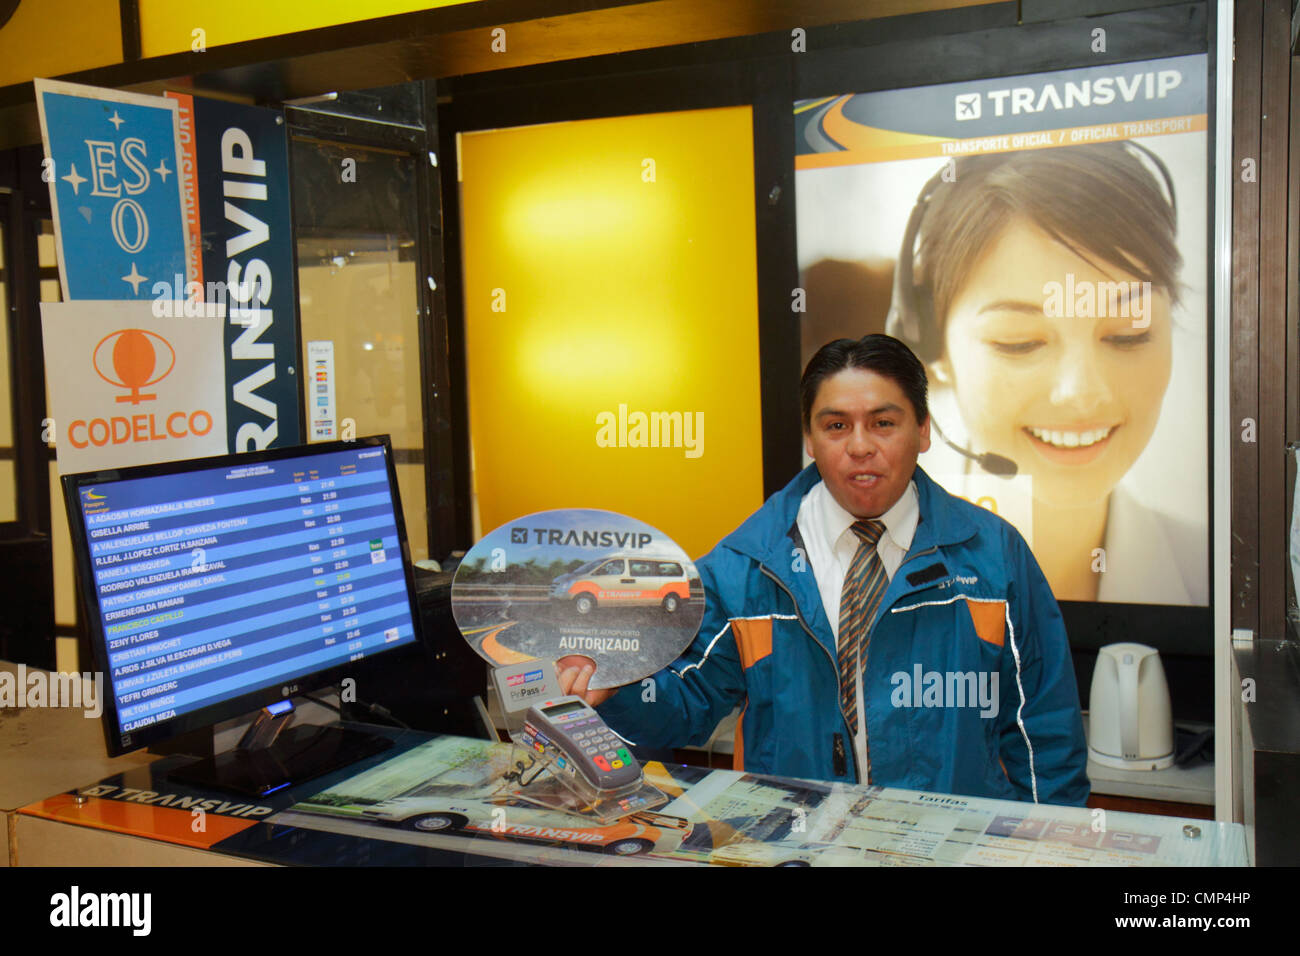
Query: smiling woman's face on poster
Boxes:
[
  {"xmin": 932, "ymin": 196, "xmax": 1175, "ymax": 511},
  {"xmin": 941, "ymin": 221, "xmax": 1173, "ymax": 509},
  {"xmin": 901, "ymin": 142, "xmax": 1202, "ymax": 603},
  {"xmin": 794, "ymin": 55, "xmax": 1209, "ymax": 607}
]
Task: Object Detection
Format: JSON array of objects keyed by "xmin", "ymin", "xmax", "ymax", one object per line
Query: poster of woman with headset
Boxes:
[{"xmin": 794, "ymin": 54, "xmax": 1209, "ymax": 606}]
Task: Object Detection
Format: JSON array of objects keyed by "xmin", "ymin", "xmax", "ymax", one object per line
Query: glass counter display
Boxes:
[{"xmin": 18, "ymin": 726, "xmax": 1247, "ymax": 867}]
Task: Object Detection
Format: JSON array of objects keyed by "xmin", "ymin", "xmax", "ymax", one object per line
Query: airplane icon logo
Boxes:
[{"xmin": 955, "ymin": 93, "xmax": 981, "ymax": 120}]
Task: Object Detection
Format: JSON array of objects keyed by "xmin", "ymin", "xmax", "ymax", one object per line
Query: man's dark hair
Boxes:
[{"xmin": 801, "ymin": 334, "xmax": 929, "ymax": 432}]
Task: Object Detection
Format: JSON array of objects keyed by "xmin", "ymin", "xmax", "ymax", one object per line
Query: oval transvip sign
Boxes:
[{"xmin": 452, "ymin": 509, "xmax": 705, "ymax": 690}]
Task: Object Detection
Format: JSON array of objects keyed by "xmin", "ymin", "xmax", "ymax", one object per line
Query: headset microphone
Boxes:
[
  {"xmin": 931, "ymin": 417, "xmax": 1018, "ymax": 478},
  {"xmin": 887, "ymin": 167, "xmax": 1019, "ymax": 479}
]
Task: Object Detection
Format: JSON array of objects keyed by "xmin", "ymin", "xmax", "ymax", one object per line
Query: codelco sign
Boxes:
[
  {"xmin": 65, "ymin": 329, "xmax": 216, "ymax": 449},
  {"xmin": 42, "ymin": 302, "xmax": 227, "ymax": 474}
]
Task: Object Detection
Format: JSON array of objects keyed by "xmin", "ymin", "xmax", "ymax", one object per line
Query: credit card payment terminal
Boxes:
[{"xmin": 520, "ymin": 696, "xmax": 642, "ymax": 792}]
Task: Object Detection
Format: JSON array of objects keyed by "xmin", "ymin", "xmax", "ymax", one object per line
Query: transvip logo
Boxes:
[
  {"xmin": 513, "ymin": 528, "xmax": 653, "ymax": 548},
  {"xmin": 955, "ymin": 67, "xmax": 1181, "ymax": 120},
  {"xmin": 68, "ymin": 328, "xmax": 214, "ymax": 449},
  {"xmin": 955, "ymin": 93, "xmax": 980, "ymax": 120}
]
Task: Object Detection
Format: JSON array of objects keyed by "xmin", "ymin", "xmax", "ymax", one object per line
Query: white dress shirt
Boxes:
[{"xmin": 796, "ymin": 478, "xmax": 920, "ymax": 780}]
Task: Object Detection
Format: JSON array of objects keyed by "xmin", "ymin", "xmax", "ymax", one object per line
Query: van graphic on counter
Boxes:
[
  {"xmin": 549, "ymin": 555, "xmax": 690, "ymax": 615},
  {"xmin": 360, "ymin": 795, "xmax": 692, "ymax": 856}
]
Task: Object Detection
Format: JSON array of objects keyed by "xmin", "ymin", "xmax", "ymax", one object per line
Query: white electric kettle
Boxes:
[{"xmin": 1088, "ymin": 642, "xmax": 1175, "ymax": 771}]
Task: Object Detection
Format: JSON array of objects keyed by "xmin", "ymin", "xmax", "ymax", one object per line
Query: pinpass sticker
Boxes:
[
  {"xmin": 493, "ymin": 660, "xmax": 561, "ymax": 713},
  {"xmin": 453, "ymin": 509, "xmax": 705, "ymax": 689}
]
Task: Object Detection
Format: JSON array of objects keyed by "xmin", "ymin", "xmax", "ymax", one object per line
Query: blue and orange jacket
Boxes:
[{"xmin": 598, "ymin": 463, "xmax": 1090, "ymax": 806}]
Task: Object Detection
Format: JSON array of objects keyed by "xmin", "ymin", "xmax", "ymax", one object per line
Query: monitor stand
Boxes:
[{"xmin": 168, "ymin": 702, "xmax": 394, "ymax": 798}]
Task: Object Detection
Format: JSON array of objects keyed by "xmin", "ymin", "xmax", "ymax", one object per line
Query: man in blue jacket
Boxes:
[{"xmin": 561, "ymin": 334, "xmax": 1089, "ymax": 806}]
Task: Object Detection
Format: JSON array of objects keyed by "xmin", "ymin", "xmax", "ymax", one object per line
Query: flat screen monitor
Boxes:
[{"xmin": 62, "ymin": 437, "xmax": 422, "ymax": 772}]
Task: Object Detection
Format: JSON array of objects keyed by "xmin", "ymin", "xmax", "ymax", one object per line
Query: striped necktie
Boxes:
[{"xmin": 838, "ymin": 519, "xmax": 888, "ymax": 743}]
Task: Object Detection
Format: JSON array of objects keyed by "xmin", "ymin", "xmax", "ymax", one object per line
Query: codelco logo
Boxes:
[
  {"xmin": 68, "ymin": 329, "xmax": 213, "ymax": 449},
  {"xmin": 95, "ymin": 328, "xmax": 174, "ymax": 404}
]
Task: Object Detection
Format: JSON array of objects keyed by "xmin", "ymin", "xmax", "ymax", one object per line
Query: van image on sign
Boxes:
[
  {"xmin": 550, "ymin": 555, "xmax": 690, "ymax": 615},
  {"xmin": 360, "ymin": 795, "xmax": 693, "ymax": 857}
]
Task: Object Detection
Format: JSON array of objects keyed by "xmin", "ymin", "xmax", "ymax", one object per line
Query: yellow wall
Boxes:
[
  {"xmin": 0, "ymin": 0, "xmax": 122, "ymax": 89},
  {"xmin": 459, "ymin": 107, "xmax": 764, "ymax": 560},
  {"xmin": 138, "ymin": 0, "xmax": 479, "ymax": 58}
]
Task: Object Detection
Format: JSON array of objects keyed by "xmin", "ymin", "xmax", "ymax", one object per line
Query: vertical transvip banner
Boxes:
[
  {"xmin": 35, "ymin": 79, "xmax": 193, "ymax": 301},
  {"xmin": 41, "ymin": 302, "xmax": 227, "ymax": 473},
  {"xmin": 794, "ymin": 54, "xmax": 1208, "ymax": 607},
  {"xmin": 167, "ymin": 92, "xmax": 302, "ymax": 451}
]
